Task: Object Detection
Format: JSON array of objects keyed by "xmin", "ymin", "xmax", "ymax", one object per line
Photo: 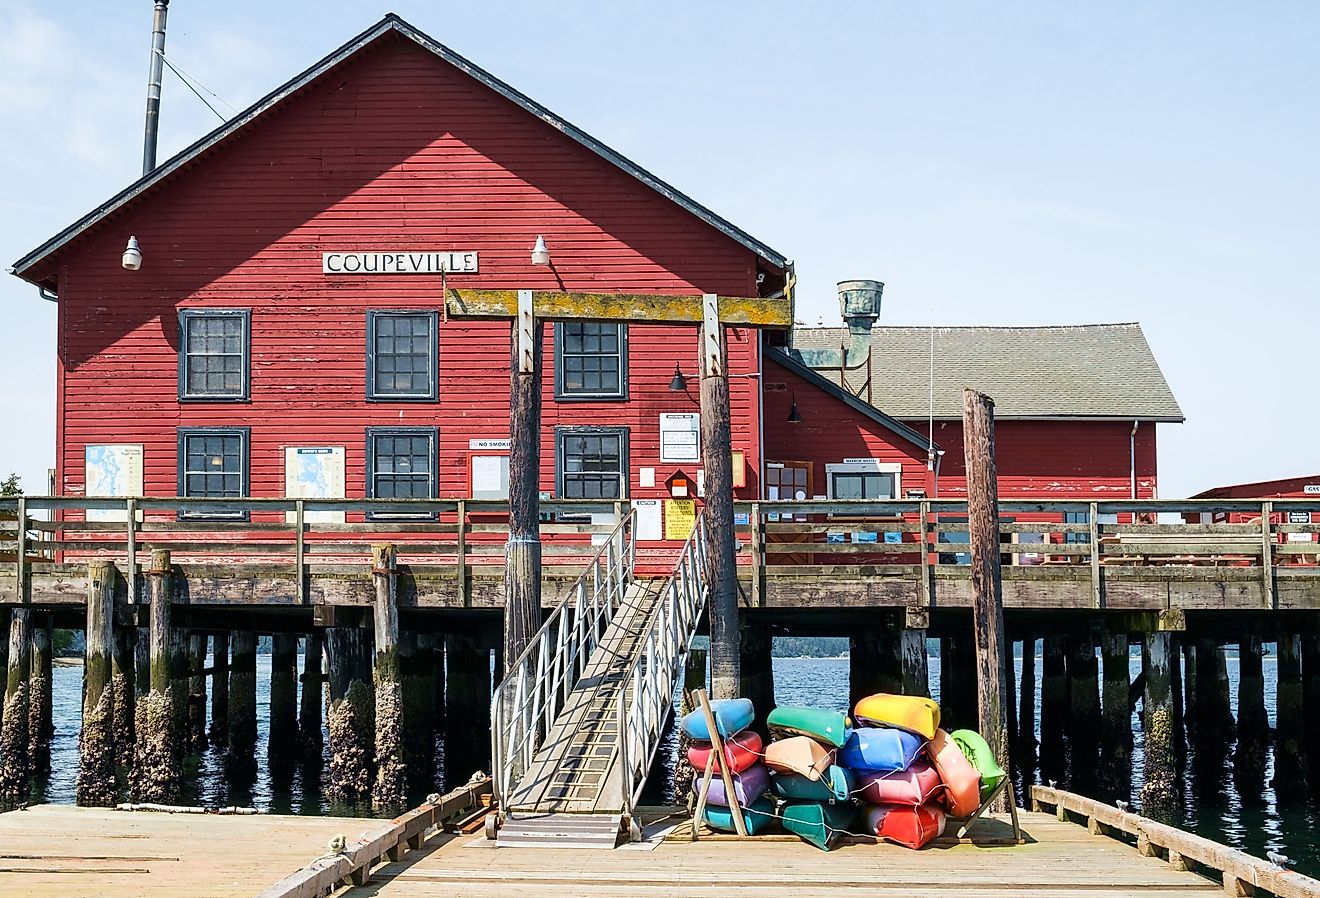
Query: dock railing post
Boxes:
[
  {"xmin": 295, "ymin": 499, "xmax": 306, "ymax": 607},
  {"xmin": 1260, "ymin": 500, "xmax": 1274, "ymax": 608},
  {"xmin": 1089, "ymin": 501, "xmax": 1102, "ymax": 608},
  {"xmin": 918, "ymin": 499, "xmax": 931, "ymax": 608},
  {"xmin": 962, "ymin": 388, "xmax": 1012, "ymax": 812}
]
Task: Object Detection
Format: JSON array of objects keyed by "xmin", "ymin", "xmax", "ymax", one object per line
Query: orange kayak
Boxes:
[{"xmin": 927, "ymin": 728, "xmax": 981, "ymax": 817}]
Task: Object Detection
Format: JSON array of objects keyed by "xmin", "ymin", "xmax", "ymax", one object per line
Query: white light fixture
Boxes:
[
  {"xmin": 121, "ymin": 236, "xmax": 142, "ymax": 271},
  {"xmin": 530, "ymin": 235, "xmax": 550, "ymax": 266}
]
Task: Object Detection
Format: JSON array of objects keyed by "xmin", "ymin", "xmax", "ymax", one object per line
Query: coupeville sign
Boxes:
[{"xmin": 322, "ymin": 251, "xmax": 478, "ymax": 274}]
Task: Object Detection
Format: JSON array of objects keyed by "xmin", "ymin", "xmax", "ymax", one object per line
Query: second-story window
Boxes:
[
  {"xmin": 178, "ymin": 309, "xmax": 250, "ymax": 401},
  {"xmin": 556, "ymin": 323, "xmax": 627, "ymax": 399},
  {"xmin": 557, "ymin": 427, "xmax": 628, "ymax": 500},
  {"xmin": 367, "ymin": 311, "xmax": 438, "ymax": 401}
]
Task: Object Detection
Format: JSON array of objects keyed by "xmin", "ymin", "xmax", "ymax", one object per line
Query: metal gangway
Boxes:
[{"xmin": 488, "ymin": 509, "xmax": 711, "ymax": 848}]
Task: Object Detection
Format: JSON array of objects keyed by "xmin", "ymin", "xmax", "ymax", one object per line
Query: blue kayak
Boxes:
[
  {"xmin": 704, "ymin": 795, "xmax": 778, "ymax": 835},
  {"xmin": 839, "ymin": 726, "xmax": 924, "ymax": 772},
  {"xmin": 770, "ymin": 765, "xmax": 856, "ymax": 804},
  {"xmin": 680, "ymin": 698, "xmax": 756, "ymax": 741}
]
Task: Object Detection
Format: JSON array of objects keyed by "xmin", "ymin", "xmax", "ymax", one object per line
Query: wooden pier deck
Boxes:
[
  {"xmin": 0, "ymin": 804, "xmax": 375, "ymax": 898},
  {"xmin": 349, "ymin": 811, "xmax": 1218, "ymax": 897}
]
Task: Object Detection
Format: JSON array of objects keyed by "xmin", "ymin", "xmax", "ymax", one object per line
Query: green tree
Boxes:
[{"xmin": 0, "ymin": 473, "xmax": 19, "ymax": 496}]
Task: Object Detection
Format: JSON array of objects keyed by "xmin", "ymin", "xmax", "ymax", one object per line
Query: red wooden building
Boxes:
[{"xmin": 11, "ymin": 15, "xmax": 1183, "ymax": 540}]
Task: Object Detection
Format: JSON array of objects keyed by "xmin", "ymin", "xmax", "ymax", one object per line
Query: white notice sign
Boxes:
[
  {"xmin": 660, "ymin": 413, "xmax": 700, "ymax": 463},
  {"xmin": 469, "ymin": 439, "xmax": 511, "ymax": 450},
  {"xmin": 322, "ymin": 251, "xmax": 478, "ymax": 274},
  {"xmin": 472, "ymin": 455, "xmax": 510, "ymax": 500},
  {"xmin": 85, "ymin": 444, "xmax": 144, "ymax": 522},
  {"xmin": 1305, "ymin": 485, "xmax": 1320, "ymax": 495},
  {"xmin": 285, "ymin": 447, "xmax": 346, "ymax": 523},
  {"xmin": 632, "ymin": 499, "xmax": 662, "ymax": 541}
]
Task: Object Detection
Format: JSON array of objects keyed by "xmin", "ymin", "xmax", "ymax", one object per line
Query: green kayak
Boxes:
[
  {"xmin": 767, "ymin": 706, "xmax": 850, "ymax": 749},
  {"xmin": 780, "ymin": 800, "xmax": 857, "ymax": 851},
  {"xmin": 951, "ymin": 728, "xmax": 1007, "ymax": 802}
]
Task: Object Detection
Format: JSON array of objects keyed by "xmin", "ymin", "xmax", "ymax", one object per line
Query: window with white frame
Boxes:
[
  {"xmin": 556, "ymin": 323, "xmax": 627, "ymax": 399},
  {"xmin": 177, "ymin": 427, "xmax": 249, "ymax": 518},
  {"xmin": 557, "ymin": 427, "xmax": 627, "ymax": 500},
  {"xmin": 825, "ymin": 460, "xmax": 901, "ymax": 500},
  {"xmin": 178, "ymin": 309, "xmax": 250, "ymax": 401},
  {"xmin": 367, "ymin": 311, "xmax": 438, "ymax": 400}
]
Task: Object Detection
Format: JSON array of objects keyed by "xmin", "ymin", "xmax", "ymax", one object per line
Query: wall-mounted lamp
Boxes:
[
  {"xmin": 531, "ymin": 235, "xmax": 550, "ymax": 266},
  {"xmin": 787, "ymin": 391, "xmax": 802, "ymax": 423},
  {"xmin": 121, "ymin": 236, "xmax": 143, "ymax": 271},
  {"xmin": 668, "ymin": 363, "xmax": 686, "ymax": 391}
]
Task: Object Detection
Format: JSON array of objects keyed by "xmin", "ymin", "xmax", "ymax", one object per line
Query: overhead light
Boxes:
[
  {"xmin": 531, "ymin": 235, "xmax": 550, "ymax": 266},
  {"xmin": 787, "ymin": 391, "xmax": 802, "ymax": 423},
  {"xmin": 668, "ymin": 363, "xmax": 686, "ymax": 392},
  {"xmin": 121, "ymin": 236, "xmax": 142, "ymax": 271}
]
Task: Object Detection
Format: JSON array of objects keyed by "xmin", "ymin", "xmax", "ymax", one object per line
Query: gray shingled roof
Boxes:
[{"xmin": 787, "ymin": 322, "xmax": 1183, "ymax": 421}]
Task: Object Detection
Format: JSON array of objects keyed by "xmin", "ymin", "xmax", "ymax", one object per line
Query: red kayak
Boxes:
[
  {"xmin": 865, "ymin": 802, "xmax": 946, "ymax": 850},
  {"xmin": 687, "ymin": 730, "xmax": 763, "ymax": 774}
]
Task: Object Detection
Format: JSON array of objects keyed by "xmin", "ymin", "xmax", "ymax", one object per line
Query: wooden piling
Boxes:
[
  {"xmin": 77, "ymin": 559, "xmax": 117, "ymax": 806},
  {"xmin": 1182, "ymin": 640, "xmax": 1198, "ymax": 735},
  {"xmin": 210, "ymin": 632, "xmax": 229, "ymax": 743},
  {"xmin": 504, "ymin": 309, "xmax": 543, "ymax": 679},
  {"xmin": 849, "ymin": 614, "xmax": 900, "ymax": 711},
  {"xmin": 228, "ymin": 631, "xmax": 258, "ymax": 760},
  {"xmin": 443, "ymin": 632, "xmax": 490, "ymax": 790},
  {"xmin": 29, "ymin": 612, "xmax": 53, "ymax": 776},
  {"xmin": 1274, "ymin": 634, "xmax": 1308, "ymax": 798},
  {"xmin": 0, "ymin": 618, "xmax": 6, "ymax": 735},
  {"xmin": 1039, "ymin": 635, "xmax": 1067, "ymax": 787},
  {"xmin": 1169, "ymin": 634, "xmax": 1187, "ymax": 764},
  {"xmin": 1141, "ymin": 631, "xmax": 1177, "ymax": 811},
  {"xmin": 961, "ymin": 388, "xmax": 1012, "ymax": 810},
  {"xmin": 940, "ymin": 635, "xmax": 977, "ymax": 731},
  {"xmin": 1233, "ymin": 636, "xmax": 1268, "ymax": 798},
  {"xmin": 1302, "ymin": 634, "xmax": 1320, "ymax": 786},
  {"xmin": 300, "ymin": 630, "xmax": 324, "ymax": 755},
  {"xmin": 269, "ymin": 633, "xmax": 299, "ymax": 764},
  {"xmin": 134, "ymin": 625, "xmax": 149, "ymax": 698},
  {"xmin": 1100, "ymin": 633, "xmax": 1132, "ymax": 798},
  {"xmin": 901, "ymin": 608, "xmax": 930, "ymax": 698},
  {"xmin": 186, "ymin": 633, "xmax": 207, "ymax": 753},
  {"xmin": 372, "ymin": 544, "xmax": 405, "ymax": 810},
  {"xmin": 701, "ymin": 303, "xmax": 739, "ymax": 701},
  {"xmin": 1194, "ymin": 638, "xmax": 1234, "ymax": 750},
  {"xmin": 402, "ymin": 630, "xmax": 435, "ymax": 793},
  {"xmin": 327, "ymin": 627, "xmax": 374, "ymax": 800},
  {"xmin": 1018, "ymin": 637, "xmax": 1038, "ymax": 781},
  {"xmin": 673, "ymin": 648, "xmax": 707, "ymax": 803},
  {"xmin": 0, "ymin": 608, "xmax": 33, "ymax": 810},
  {"xmin": 739, "ymin": 615, "xmax": 775, "ymax": 725},
  {"xmin": 1067, "ymin": 636, "xmax": 1100, "ymax": 790},
  {"xmin": 132, "ymin": 549, "xmax": 179, "ymax": 803},
  {"xmin": 111, "ymin": 625, "xmax": 136, "ymax": 768}
]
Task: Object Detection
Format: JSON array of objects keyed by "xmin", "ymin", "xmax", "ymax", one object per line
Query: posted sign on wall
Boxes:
[
  {"xmin": 659, "ymin": 413, "xmax": 700, "ymax": 463},
  {"xmin": 322, "ymin": 251, "xmax": 478, "ymax": 274}
]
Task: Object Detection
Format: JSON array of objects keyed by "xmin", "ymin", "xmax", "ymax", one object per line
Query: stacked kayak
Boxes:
[
  {"xmin": 682, "ymin": 699, "xmax": 771, "ymax": 833},
  {"xmin": 764, "ymin": 705, "xmax": 856, "ymax": 850}
]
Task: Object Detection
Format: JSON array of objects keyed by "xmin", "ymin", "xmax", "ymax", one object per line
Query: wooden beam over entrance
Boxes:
[{"xmin": 444, "ymin": 289, "xmax": 792, "ymax": 327}]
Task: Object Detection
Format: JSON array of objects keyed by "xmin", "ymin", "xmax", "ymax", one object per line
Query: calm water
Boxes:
[{"xmin": 38, "ymin": 650, "xmax": 1318, "ymax": 875}]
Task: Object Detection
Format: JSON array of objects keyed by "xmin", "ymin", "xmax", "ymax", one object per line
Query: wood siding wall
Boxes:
[{"xmin": 44, "ymin": 34, "xmax": 766, "ymax": 507}]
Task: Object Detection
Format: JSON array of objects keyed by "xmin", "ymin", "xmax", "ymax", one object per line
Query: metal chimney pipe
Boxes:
[{"xmin": 142, "ymin": 0, "xmax": 170, "ymax": 175}]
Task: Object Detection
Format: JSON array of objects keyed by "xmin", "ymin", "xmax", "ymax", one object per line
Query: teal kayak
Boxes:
[
  {"xmin": 703, "ymin": 795, "xmax": 778, "ymax": 835},
  {"xmin": 780, "ymin": 800, "xmax": 857, "ymax": 850},
  {"xmin": 681, "ymin": 698, "xmax": 756, "ymax": 741},
  {"xmin": 770, "ymin": 765, "xmax": 855, "ymax": 804},
  {"xmin": 766, "ymin": 705, "xmax": 850, "ymax": 748}
]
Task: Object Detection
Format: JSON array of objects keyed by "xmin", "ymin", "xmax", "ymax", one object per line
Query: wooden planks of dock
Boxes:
[
  {"xmin": 344, "ymin": 810, "xmax": 1229, "ymax": 897},
  {"xmin": 0, "ymin": 804, "xmax": 377, "ymax": 898}
]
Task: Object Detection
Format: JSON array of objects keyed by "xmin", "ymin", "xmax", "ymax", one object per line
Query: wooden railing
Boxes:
[
  {"xmin": 2, "ymin": 497, "xmax": 1319, "ymax": 609},
  {"xmin": 1031, "ymin": 785, "xmax": 1319, "ymax": 897}
]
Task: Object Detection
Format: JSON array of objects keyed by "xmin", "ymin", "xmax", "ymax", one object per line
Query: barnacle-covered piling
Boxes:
[
  {"xmin": 0, "ymin": 609, "xmax": 32, "ymax": 810},
  {"xmin": 77, "ymin": 561, "xmax": 116, "ymax": 806}
]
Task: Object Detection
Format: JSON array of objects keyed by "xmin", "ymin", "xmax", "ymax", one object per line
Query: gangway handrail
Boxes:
[
  {"xmin": 489, "ymin": 509, "xmax": 636, "ymax": 815},
  {"xmin": 615, "ymin": 508, "xmax": 711, "ymax": 826}
]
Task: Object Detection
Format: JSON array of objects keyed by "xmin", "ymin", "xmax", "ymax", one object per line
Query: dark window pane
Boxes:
[
  {"xmin": 371, "ymin": 313, "xmax": 434, "ymax": 398},
  {"xmin": 560, "ymin": 324, "xmax": 625, "ymax": 397}
]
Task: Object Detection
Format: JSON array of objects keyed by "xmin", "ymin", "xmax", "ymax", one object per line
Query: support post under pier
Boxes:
[
  {"xmin": 0, "ymin": 609, "xmax": 32, "ymax": 810},
  {"xmin": 372, "ymin": 544, "xmax": 405, "ymax": 810},
  {"xmin": 1141, "ymin": 631, "xmax": 1177, "ymax": 812},
  {"xmin": 1233, "ymin": 636, "xmax": 1268, "ymax": 800},
  {"xmin": 443, "ymin": 633, "xmax": 490, "ymax": 790},
  {"xmin": 133, "ymin": 549, "xmax": 179, "ymax": 803},
  {"xmin": 268, "ymin": 633, "xmax": 299, "ymax": 765},
  {"xmin": 209, "ymin": 633, "xmax": 229, "ymax": 744},
  {"xmin": 739, "ymin": 614, "xmax": 775, "ymax": 726},
  {"xmin": 1274, "ymin": 634, "xmax": 1308, "ymax": 799},
  {"xmin": 300, "ymin": 631, "xmax": 324, "ymax": 756},
  {"xmin": 77, "ymin": 560, "xmax": 117, "ymax": 806},
  {"xmin": 1100, "ymin": 633, "xmax": 1132, "ymax": 800},
  {"xmin": 327, "ymin": 627, "xmax": 373, "ymax": 800},
  {"xmin": 29, "ymin": 613, "xmax": 53, "ymax": 777}
]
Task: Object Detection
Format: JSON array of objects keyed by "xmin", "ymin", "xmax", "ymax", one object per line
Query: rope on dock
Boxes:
[{"xmin": 114, "ymin": 802, "xmax": 262, "ymax": 815}]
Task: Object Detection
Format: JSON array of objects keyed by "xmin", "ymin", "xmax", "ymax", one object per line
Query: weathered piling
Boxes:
[
  {"xmin": 29, "ymin": 613, "xmax": 53, "ymax": 775},
  {"xmin": 269, "ymin": 633, "xmax": 299, "ymax": 764},
  {"xmin": 1039, "ymin": 635, "xmax": 1067, "ymax": 787},
  {"xmin": 401, "ymin": 630, "xmax": 435, "ymax": 793},
  {"xmin": 210, "ymin": 632, "xmax": 229, "ymax": 743},
  {"xmin": 372, "ymin": 544, "xmax": 406, "ymax": 810},
  {"xmin": 1182, "ymin": 640, "xmax": 1198, "ymax": 735},
  {"xmin": 505, "ymin": 315, "xmax": 544, "ymax": 685},
  {"xmin": 111, "ymin": 625, "xmax": 136, "ymax": 768},
  {"xmin": 228, "ymin": 631, "xmax": 258, "ymax": 760},
  {"xmin": 1168, "ymin": 634, "xmax": 1186, "ymax": 764},
  {"xmin": 1274, "ymin": 634, "xmax": 1308, "ymax": 798},
  {"xmin": 327, "ymin": 626, "xmax": 373, "ymax": 800},
  {"xmin": 134, "ymin": 625, "xmax": 149, "ymax": 698},
  {"xmin": 443, "ymin": 632, "xmax": 490, "ymax": 789},
  {"xmin": 961, "ymin": 387, "xmax": 1012, "ymax": 811},
  {"xmin": 186, "ymin": 634, "xmax": 207, "ymax": 753},
  {"xmin": 299, "ymin": 630, "xmax": 323, "ymax": 755},
  {"xmin": 673, "ymin": 647, "xmax": 707, "ymax": 803},
  {"xmin": 900, "ymin": 608, "xmax": 929, "ymax": 698},
  {"xmin": 1066, "ymin": 636, "xmax": 1100, "ymax": 790},
  {"xmin": 1193, "ymin": 638, "xmax": 1234, "ymax": 749},
  {"xmin": 0, "ymin": 618, "xmax": 7, "ymax": 734},
  {"xmin": 739, "ymin": 615, "xmax": 775, "ymax": 725},
  {"xmin": 1233, "ymin": 636, "xmax": 1268, "ymax": 800},
  {"xmin": 939, "ymin": 635, "xmax": 977, "ymax": 730},
  {"xmin": 132, "ymin": 549, "xmax": 180, "ymax": 803},
  {"xmin": 77, "ymin": 560, "xmax": 117, "ymax": 806},
  {"xmin": 849, "ymin": 614, "xmax": 899, "ymax": 710},
  {"xmin": 0, "ymin": 608, "xmax": 33, "ymax": 809},
  {"xmin": 1099, "ymin": 633, "xmax": 1132, "ymax": 797},
  {"xmin": 1140, "ymin": 631, "xmax": 1177, "ymax": 812},
  {"xmin": 700, "ymin": 313, "xmax": 739, "ymax": 701},
  {"xmin": 1303, "ymin": 634, "xmax": 1320, "ymax": 785}
]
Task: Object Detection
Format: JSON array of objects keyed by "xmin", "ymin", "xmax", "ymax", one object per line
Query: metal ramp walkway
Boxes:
[{"xmin": 489, "ymin": 510, "xmax": 711, "ymax": 848}]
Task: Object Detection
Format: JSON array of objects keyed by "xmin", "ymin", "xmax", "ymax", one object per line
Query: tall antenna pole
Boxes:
[{"xmin": 142, "ymin": 0, "xmax": 170, "ymax": 175}]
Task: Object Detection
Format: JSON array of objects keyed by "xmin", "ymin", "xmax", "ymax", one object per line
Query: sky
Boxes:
[{"xmin": 1, "ymin": 1, "xmax": 1317, "ymax": 499}]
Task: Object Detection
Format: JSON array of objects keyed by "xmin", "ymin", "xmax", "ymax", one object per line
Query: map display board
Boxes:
[
  {"xmin": 85, "ymin": 444, "xmax": 143, "ymax": 522},
  {"xmin": 284, "ymin": 447, "xmax": 346, "ymax": 523}
]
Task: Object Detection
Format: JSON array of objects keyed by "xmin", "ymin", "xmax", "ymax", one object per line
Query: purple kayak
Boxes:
[{"xmin": 694, "ymin": 763, "xmax": 772, "ymax": 808}]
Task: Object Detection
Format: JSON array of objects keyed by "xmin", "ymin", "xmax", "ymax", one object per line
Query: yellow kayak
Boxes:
[{"xmin": 852, "ymin": 693, "xmax": 940, "ymax": 740}]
